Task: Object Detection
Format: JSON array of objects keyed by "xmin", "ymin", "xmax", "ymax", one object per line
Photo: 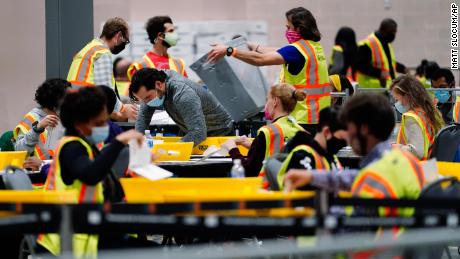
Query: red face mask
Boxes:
[
  {"xmin": 264, "ymin": 103, "xmax": 273, "ymax": 121},
  {"xmin": 285, "ymin": 29, "xmax": 302, "ymax": 44}
]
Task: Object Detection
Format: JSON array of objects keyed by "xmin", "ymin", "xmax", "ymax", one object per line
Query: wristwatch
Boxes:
[
  {"xmin": 32, "ymin": 121, "xmax": 45, "ymax": 133},
  {"xmin": 226, "ymin": 46, "xmax": 234, "ymax": 57}
]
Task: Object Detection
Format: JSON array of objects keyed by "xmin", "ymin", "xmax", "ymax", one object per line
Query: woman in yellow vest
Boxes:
[
  {"xmin": 127, "ymin": 16, "xmax": 187, "ymax": 80},
  {"xmin": 221, "ymin": 84, "xmax": 305, "ymax": 179},
  {"xmin": 329, "ymin": 27, "xmax": 358, "ymax": 82},
  {"xmin": 390, "ymin": 75, "xmax": 444, "ymax": 160},
  {"xmin": 37, "ymin": 87, "xmax": 147, "ymax": 257},
  {"xmin": 208, "ymin": 7, "xmax": 330, "ymax": 135},
  {"xmin": 276, "ymin": 107, "xmax": 348, "ymax": 190}
]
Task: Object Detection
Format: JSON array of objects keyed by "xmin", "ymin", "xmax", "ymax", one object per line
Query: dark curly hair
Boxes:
[
  {"xmin": 34, "ymin": 79, "xmax": 71, "ymax": 111},
  {"xmin": 129, "ymin": 68, "xmax": 167, "ymax": 101},
  {"xmin": 286, "ymin": 7, "xmax": 321, "ymax": 41},
  {"xmin": 60, "ymin": 87, "xmax": 107, "ymax": 133},
  {"xmin": 146, "ymin": 16, "xmax": 173, "ymax": 44}
]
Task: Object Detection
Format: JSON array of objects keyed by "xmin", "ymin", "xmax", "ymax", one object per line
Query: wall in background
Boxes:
[
  {"xmin": 0, "ymin": 0, "xmax": 46, "ymax": 133},
  {"xmin": 94, "ymin": 0, "xmax": 458, "ymax": 83}
]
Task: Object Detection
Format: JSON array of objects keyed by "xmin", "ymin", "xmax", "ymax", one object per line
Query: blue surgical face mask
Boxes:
[
  {"xmin": 435, "ymin": 90, "xmax": 450, "ymax": 104},
  {"xmin": 394, "ymin": 101, "xmax": 408, "ymax": 114},
  {"xmin": 146, "ymin": 92, "xmax": 165, "ymax": 108},
  {"xmin": 88, "ymin": 125, "xmax": 109, "ymax": 144}
]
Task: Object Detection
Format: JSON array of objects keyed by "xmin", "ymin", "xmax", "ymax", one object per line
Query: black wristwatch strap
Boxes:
[
  {"xmin": 32, "ymin": 121, "xmax": 45, "ymax": 133},
  {"xmin": 226, "ymin": 46, "xmax": 234, "ymax": 57}
]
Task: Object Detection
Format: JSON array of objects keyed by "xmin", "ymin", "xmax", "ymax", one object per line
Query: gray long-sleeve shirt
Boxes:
[
  {"xmin": 310, "ymin": 141, "xmax": 392, "ymax": 192},
  {"xmin": 135, "ymin": 70, "xmax": 233, "ymax": 146},
  {"xmin": 14, "ymin": 108, "xmax": 47, "ymax": 155}
]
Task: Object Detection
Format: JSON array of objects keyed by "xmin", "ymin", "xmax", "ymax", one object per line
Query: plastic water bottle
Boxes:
[
  {"xmin": 231, "ymin": 159, "xmax": 245, "ymax": 178},
  {"xmin": 156, "ymin": 127, "xmax": 164, "ymax": 137},
  {"xmin": 145, "ymin": 130, "xmax": 154, "ymax": 149}
]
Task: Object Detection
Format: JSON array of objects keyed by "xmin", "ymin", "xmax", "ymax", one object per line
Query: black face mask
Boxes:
[
  {"xmin": 111, "ymin": 42, "xmax": 126, "ymax": 55},
  {"xmin": 326, "ymin": 136, "xmax": 348, "ymax": 154},
  {"xmin": 384, "ymin": 33, "xmax": 396, "ymax": 43}
]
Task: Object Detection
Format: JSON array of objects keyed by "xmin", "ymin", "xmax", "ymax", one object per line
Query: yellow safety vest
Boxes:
[
  {"xmin": 37, "ymin": 136, "xmax": 103, "ymax": 258},
  {"xmin": 454, "ymin": 96, "xmax": 460, "ymax": 123},
  {"xmin": 116, "ymin": 80, "xmax": 131, "ymax": 97},
  {"xmin": 276, "ymin": 144, "xmax": 342, "ymax": 190},
  {"xmin": 281, "ymin": 40, "xmax": 331, "ymax": 125},
  {"xmin": 257, "ymin": 116, "xmax": 304, "ymax": 189},
  {"xmin": 127, "ymin": 53, "xmax": 186, "ymax": 81},
  {"xmin": 396, "ymin": 110, "xmax": 436, "ymax": 160},
  {"xmin": 13, "ymin": 111, "xmax": 51, "ymax": 159},
  {"xmin": 356, "ymin": 33, "xmax": 396, "ymax": 88},
  {"xmin": 67, "ymin": 39, "xmax": 115, "ymax": 88},
  {"xmin": 351, "ymin": 148, "xmax": 425, "ymax": 217}
]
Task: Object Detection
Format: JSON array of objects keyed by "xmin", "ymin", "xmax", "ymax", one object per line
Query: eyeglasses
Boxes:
[{"xmin": 119, "ymin": 32, "xmax": 130, "ymax": 45}]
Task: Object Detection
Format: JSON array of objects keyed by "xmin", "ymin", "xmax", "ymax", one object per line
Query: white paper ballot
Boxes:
[{"xmin": 128, "ymin": 139, "xmax": 173, "ymax": 180}]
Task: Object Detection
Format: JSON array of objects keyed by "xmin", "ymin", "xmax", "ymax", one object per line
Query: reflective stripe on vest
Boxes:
[
  {"xmin": 45, "ymin": 136, "xmax": 102, "ymax": 203},
  {"xmin": 283, "ymin": 40, "xmax": 330, "ymax": 124},
  {"xmin": 356, "ymin": 33, "xmax": 396, "ymax": 88},
  {"xmin": 258, "ymin": 116, "xmax": 303, "ymax": 179},
  {"xmin": 67, "ymin": 39, "xmax": 114, "ymax": 88},
  {"xmin": 396, "ymin": 110, "xmax": 435, "ymax": 160},
  {"xmin": 276, "ymin": 144, "xmax": 331, "ymax": 190},
  {"xmin": 454, "ymin": 96, "xmax": 460, "ymax": 123},
  {"xmin": 351, "ymin": 148, "xmax": 425, "ymax": 217},
  {"xmin": 127, "ymin": 54, "xmax": 186, "ymax": 81},
  {"xmin": 13, "ymin": 112, "xmax": 51, "ymax": 160}
]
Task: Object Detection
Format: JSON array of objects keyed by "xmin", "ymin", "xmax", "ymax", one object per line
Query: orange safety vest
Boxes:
[
  {"xmin": 396, "ymin": 109, "xmax": 436, "ymax": 160},
  {"xmin": 127, "ymin": 53, "xmax": 186, "ymax": 81},
  {"xmin": 13, "ymin": 111, "xmax": 51, "ymax": 160},
  {"xmin": 281, "ymin": 40, "xmax": 331, "ymax": 125}
]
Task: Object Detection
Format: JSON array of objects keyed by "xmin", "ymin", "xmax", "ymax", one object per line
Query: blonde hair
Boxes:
[{"xmin": 269, "ymin": 83, "xmax": 306, "ymax": 113}]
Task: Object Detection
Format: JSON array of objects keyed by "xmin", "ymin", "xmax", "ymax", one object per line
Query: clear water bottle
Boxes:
[
  {"xmin": 156, "ymin": 127, "xmax": 164, "ymax": 137},
  {"xmin": 145, "ymin": 130, "xmax": 154, "ymax": 149},
  {"xmin": 231, "ymin": 159, "xmax": 245, "ymax": 178}
]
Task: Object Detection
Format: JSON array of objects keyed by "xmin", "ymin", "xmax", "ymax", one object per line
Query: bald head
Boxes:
[{"xmin": 378, "ymin": 18, "xmax": 397, "ymax": 43}]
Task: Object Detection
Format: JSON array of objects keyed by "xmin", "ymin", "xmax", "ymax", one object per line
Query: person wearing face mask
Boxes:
[
  {"xmin": 130, "ymin": 68, "xmax": 233, "ymax": 146},
  {"xmin": 284, "ymin": 93, "xmax": 424, "ymax": 206},
  {"xmin": 37, "ymin": 87, "xmax": 147, "ymax": 257},
  {"xmin": 356, "ymin": 18, "xmax": 407, "ymax": 88},
  {"xmin": 431, "ymin": 68, "xmax": 456, "ymax": 123},
  {"xmin": 13, "ymin": 79, "xmax": 71, "ymax": 171},
  {"xmin": 276, "ymin": 106, "xmax": 348, "ymax": 190},
  {"xmin": 67, "ymin": 17, "xmax": 138, "ymax": 121},
  {"xmin": 391, "ymin": 75, "xmax": 444, "ymax": 160},
  {"xmin": 220, "ymin": 84, "xmax": 306, "ymax": 178},
  {"xmin": 127, "ymin": 16, "xmax": 187, "ymax": 80},
  {"xmin": 207, "ymin": 7, "xmax": 330, "ymax": 135}
]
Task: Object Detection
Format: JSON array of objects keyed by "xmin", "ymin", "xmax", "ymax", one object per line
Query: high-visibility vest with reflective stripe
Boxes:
[
  {"xmin": 127, "ymin": 53, "xmax": 186, "ymax": 81},
  {"xmin": 67, "ymin": 39, "xmax": 115, "ymax": 88},
  {"xmin": 13, "ymin": 112, "xmax": 51, "ymax": 160},
  {"xmin": 356, "ymin": 33, "xmax": 396, "ymax": 88},
  {"xmin": 281, "ymin": 40, "xmax": 331, "ymax": 125},
  {"xmin": 37, "ymin": 136, "xmax": 102, "ymax": 258},
  {"xmin": 454, "ymin": 96, "xmax": 460, "ymax": 123},
  {"xmin": 396, "ymin": 110, "xmax": 436, "ymax": 160},
  {"xmin": 276, "ymin": 144, "xmax": 342, "ymax": 190},
  {"xmin": 351, "ymin": 148, "xmax": 425, "ymax": 217},
  {"xmin": 257, "ymin": 116, "xmax": 304, "ymax": 179}
]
